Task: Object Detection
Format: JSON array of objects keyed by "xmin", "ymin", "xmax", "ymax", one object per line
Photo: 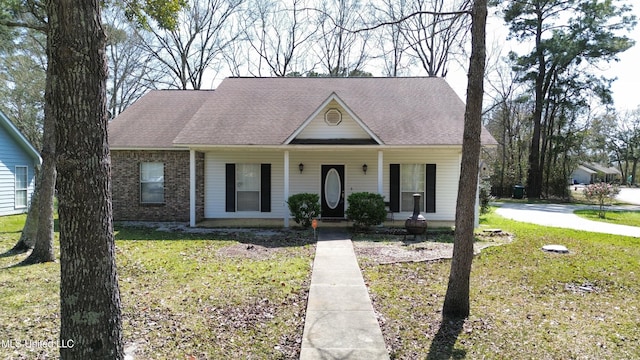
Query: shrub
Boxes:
[
  {"xmin": 346, "ymin": 192, "xmax": 387, "ymax": 229},
  {"xmin": 583, "ymin": 182, "xmax": 620, "ymax": 218},
  {"xmin": 287, "ymin": 193, "xmax": 320, "ymax": 227},
  {"xmin": 479, "ymin": 181, "xmax": 492, "ymax": 215}
]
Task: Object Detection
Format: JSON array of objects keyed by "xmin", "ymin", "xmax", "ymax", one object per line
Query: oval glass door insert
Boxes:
[{"xmin": 324, "ymin": 168, "xmax": 341, "ymax": 209}]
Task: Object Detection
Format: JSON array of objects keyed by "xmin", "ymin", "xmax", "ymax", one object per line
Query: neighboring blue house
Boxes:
[{"xmin": 0, "ymin": 110, "xmax": 41, "ymax": 216}]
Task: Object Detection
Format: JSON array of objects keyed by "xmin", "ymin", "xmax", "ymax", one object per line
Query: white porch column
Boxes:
[
  {"xmin": 189, "ymin": 149, "xmax": 196, "ymax": 227},
  {"xmin": 284, "ymin": 150, "xmax": 290, "ymax": 227},
  {"xmin": 377, "ymin": 150, "xmax": 384, "ymax": 195}
]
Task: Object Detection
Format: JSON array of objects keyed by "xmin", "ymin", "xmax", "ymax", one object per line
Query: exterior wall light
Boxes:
[
  {"xmin": 362, "ymin": 164, "xmax": 368, "ymax": 174},
  {"xmin": 299, "ymin": 163, "xmax": 304, "ymax": 173}
]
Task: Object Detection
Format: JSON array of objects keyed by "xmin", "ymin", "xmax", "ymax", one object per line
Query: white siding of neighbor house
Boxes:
[
  {"xmin": 204, "ymin": 148, "xmax": 461, "ymax": 222},
  {"xmin": 0, "ymin": 127, "xmax": 37, "ymax": 216},
  {"xmin": 570, "ymin": 166, "xmax": 595, "ymax": 185},
  {"xmin": 296, "ymin": 100, "xmax": 372, "ymax": 140}
]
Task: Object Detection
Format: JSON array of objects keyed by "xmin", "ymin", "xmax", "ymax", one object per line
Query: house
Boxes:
[
  {"xmin": 0, "ymin": 110, "xmax": 41, "ymax": 216},
  {"xmin": 108, "ymin": 77, "xmax": 497, "ymax": 227},
  {"xmin": 571, "ymin": 165, "xmax": 597, "ymax": 185},
  {"xmin": 571, "ymin": 163, "xmax": 622, "ymax": 184},
  {"xmin": 586, "ymin": 163, "xmax": 622, "ymax": 183}
]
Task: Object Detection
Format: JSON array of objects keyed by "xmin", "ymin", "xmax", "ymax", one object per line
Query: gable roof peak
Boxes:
[{"xmin": 284, "ymin": 92, "xmax": 382, "ymax": 145}]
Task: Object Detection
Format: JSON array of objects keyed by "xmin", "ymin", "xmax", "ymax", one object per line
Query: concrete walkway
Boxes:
[
  {"xmin": 300, "ymin": 229, "xmax": 389, "ymax": 360},
  {"xmin": 495, "ymin": 202, "xmax": 640, "ymax": 237}
]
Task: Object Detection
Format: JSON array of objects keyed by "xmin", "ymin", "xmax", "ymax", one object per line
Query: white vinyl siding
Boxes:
[
  {"xmin": 140, "ymin": 162, "xmax": 164, "ymax": 203},
  {"xmin": 14, "ymin": 166, "xmax": 28, "ymax": 208},
  {"xmin": 206, "ymin": 151, "xmax": 283, "ymax": 219},
  {"xmin": 296, "ymin": 100, "xmax": 372, "ymax": 140},
  {"xmin": 203, "ymin": 147, "xmax": 461, "ymax": 222},
  {"xmin": 383, "ymin": 149, "xmax": 460, "ymax": 221},
  {"xmin": 289, "ymin": 150, "xmax": 379, "ymax": 196}
]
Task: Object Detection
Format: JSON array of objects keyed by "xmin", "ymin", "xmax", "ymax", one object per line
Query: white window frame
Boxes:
[
  {"xmin": 400, "ymin": 164, "xmax": 425, "ymax": 212},
  {"xmin": 140, "ymin": 162, "xmax": 164, "ymax": 204},
  {"xmin": 236, "ymin": 163, "xmax": 260, "ymax": 212},
  {"xmin": 15, "ymin": 166, "xmax": 28, "ymax": 209}
]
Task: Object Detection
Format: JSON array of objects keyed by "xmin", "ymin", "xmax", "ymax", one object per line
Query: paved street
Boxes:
[
  {"xmin": 494, "ymin": 202, "xmax": 640, "ymax": 237},
  {"xmin": 616, "ymin": 187, "xmax": 640, "ymax": 205}
]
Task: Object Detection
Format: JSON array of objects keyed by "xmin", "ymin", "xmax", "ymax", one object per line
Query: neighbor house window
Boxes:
[
  {"xmin": 236, "ymin": 163, "xmax": 260, "ymax": 211},
  {"xmin": 140, "ymin": 162, "xmax": 164, "ymax": 203},
  {"xmin": 15, "ymin": 166, "xmax": 28, "ymax": 208},
  {"xmin": 401, "ymin": 164, "xmax": 424, "ymax": 212}
]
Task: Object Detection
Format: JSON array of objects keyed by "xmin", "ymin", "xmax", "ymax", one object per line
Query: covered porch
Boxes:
[
  {"xmin": 187, "ymin": 146, "xmax": 463, "ymax": 228},
  {"xmin": 195, "ymin": 217, "xmax": 456, "ymax": 229}
]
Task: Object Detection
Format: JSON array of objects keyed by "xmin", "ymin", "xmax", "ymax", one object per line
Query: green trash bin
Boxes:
[{"xmin": 513, "ymin": 185, "xmax": 525, "ymax": 199}]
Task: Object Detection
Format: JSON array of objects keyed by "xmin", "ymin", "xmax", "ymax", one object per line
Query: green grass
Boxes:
[
  {"xmin": 5, "ymin": 207, "xmax": 640, "ymax": 359},
  {"xmin": 361, "ymin": 209, "xmax": 640, "ymax": 359},
  {"xmin": 0, "ymin": 216, "xmax": 315, "ymax": 359},
  {"xmin": 574, "ymin": 209, "xmax": 640, "ymax": 227}
]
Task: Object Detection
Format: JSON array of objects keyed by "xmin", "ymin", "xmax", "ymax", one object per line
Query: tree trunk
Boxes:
[
  {"xmin": 48, "ymin": 0, "xmax": 124, "ymax": 358},
  {"xmin": 22, "ymin": 68, "xmax": 56, "ymax": 264},
  {"xmin": 442, "ymin": 0, "xmax": 486, "ymax": 319},
  {"xmin": 526, "ymin": 9, "xmax": 545, "ymax": 199},
  {"xmin": 498, "ymin": 105, "xmax": 508, "ymax": 197},
  {"xmin": 9, "ymin": 175, "xmax": 40, "ymax": 253},
  {"xmin": 21, "ymin": 155, "xmax": 56, "ymax": 264},
  {"xmin": 527, "ymin": 113, "xmax": 543, "ymax": 198}
]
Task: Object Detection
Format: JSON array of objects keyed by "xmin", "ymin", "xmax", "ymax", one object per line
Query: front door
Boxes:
[{"xmin": 321, "ymin": 165, "xmax": 345, "ymax": 218}]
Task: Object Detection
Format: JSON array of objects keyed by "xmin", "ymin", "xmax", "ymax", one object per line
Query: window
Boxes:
[
  {"xmin": 390, "ymin": 163, "xmax": 435, "ymax": 213},
  {"xmin": 400, "ymin": 164, "xmax": 424, "ymax": 212},
  {"xmin": 140, "ymin": 162, "xmax": 164, "ymax": 203},
  {"xmin": 236, "ymin": 164, "xmax": 260, "ymax": 211},
  {"xmin": 15, "ymin": 166, "xmax": 28, "ymax": 208},
  {"xmin": 324, "ymin": 108, "xmax": 342, "ymax": 126},
  {"xmin": 226, "ymin": 163, "xmax": 271, "ymax": 213}
]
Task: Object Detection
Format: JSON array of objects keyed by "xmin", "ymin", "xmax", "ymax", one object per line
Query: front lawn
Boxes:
[
  {"xmin": 4, "ymin": 209, "xmax": 639, "ymax": 359},
  {"xmin": 574, "ymin": 209, "xmax": 640, "ymax": 227},
  {"xmin": 361, "ymin": 210, "xmax": 640, "ymax": 359},
  {"xmin": 0, "ymin": 216, "xmax": 314, "ymax": 359}
]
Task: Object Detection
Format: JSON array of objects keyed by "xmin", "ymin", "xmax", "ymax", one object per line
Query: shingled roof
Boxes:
[
  {"xmin": 109, "ymin": 90, "xmax": 212, "ymax": 149},
  {"xmin": 110, "ymin": 77, "xmax": 496, "ymax": 148}
]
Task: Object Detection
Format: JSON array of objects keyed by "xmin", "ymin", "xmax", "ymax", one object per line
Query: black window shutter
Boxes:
[
  {"xmin": 260, "ymin": 164, "xmax": 271, "ymax": 212},
  {"xmin": 389, "ymin": 164, "xmax": 400, "ymax": 212},
  {"xmin": 225, "ymin": 163, "xmax": 236, "ymax": 212},
  {"xmin": 426, "ymin": 164, "xmax": 436, "ymax": 213}
]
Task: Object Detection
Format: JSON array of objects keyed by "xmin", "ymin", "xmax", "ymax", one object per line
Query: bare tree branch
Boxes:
[
  {"xmin": 305, "ymin": 6, "xmax": 470, "ymax": 34},
  {"xmin": 137, "ymin": 0, "xmax": 244, "ymax": 89}
]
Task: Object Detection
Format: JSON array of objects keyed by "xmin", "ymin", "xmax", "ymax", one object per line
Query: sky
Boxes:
[
  {"xmin": 602, "ymin": 17, "xmax": 640, "ymax": 112},
  {"xmin": 204, "ymin": 2, "xmax": 640, "ymax": 112},
  {"xmin": 446, "ymin": 3, "xmax": 640, "ymax": 112}
]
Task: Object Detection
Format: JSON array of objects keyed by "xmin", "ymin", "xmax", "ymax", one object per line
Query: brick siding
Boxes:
[{"xmin": 111, "ymin": 150, "xmax": 204, "ymax": 222}]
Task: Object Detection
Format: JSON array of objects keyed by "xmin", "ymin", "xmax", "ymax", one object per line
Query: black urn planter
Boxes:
[{"xmin": 405, "ymin": 193, "xmax": 427, "ymax": 235}]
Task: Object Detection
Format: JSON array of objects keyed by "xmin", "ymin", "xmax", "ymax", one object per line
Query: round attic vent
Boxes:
[{"xmin": 324, "ymin": 109, "xmax": 342, "ymax": 126}]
